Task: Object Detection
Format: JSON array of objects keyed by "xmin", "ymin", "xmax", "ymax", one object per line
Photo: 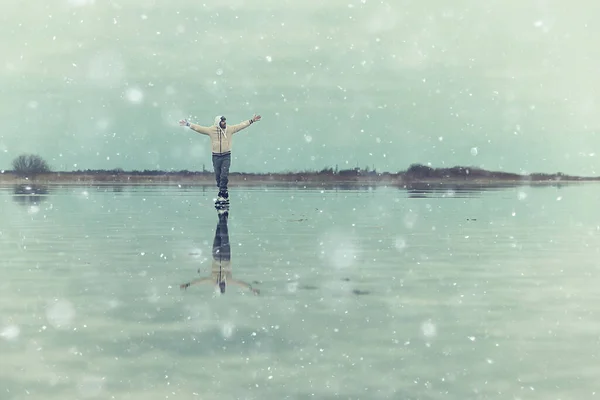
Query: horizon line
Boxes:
[{"xmin": 1, "ymin": 163, "xmax": 597, "ymax": 178}]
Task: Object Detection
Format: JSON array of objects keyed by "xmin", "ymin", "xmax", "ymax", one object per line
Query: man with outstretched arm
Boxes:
[{"xmin": 178, "ymin": 114, "xmax": 262, "ymax": 203}]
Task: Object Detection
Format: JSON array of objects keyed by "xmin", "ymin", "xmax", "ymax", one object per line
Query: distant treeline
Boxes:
[
  {"xmin": 401, "ymin": 164, "xmax": 580, "ymax": 180},
  {"xmin": 402, "ymin": 164, "xmax": 599, "ymax": 181},
  {"xmin": 58, "ymin": 167, "xmax": 389, "ymax": 176},
  {"xmin": 3, "ymin": 166, "xmax": 386, "ymax": 176},
  {"xmin": 44, "ymin": 164, "xmax": 592, "ymax": 180},
  {"xmin": 3, "ymin": 160, "xmax": 597, "ymax": 182}
]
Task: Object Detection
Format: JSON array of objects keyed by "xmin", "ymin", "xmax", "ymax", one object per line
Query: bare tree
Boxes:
[{"xmin": 11, "ymin": 154, "xmax": 51, "ymax": 178}]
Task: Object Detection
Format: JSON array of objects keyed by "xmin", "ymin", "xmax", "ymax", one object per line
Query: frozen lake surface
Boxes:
[{"xmin": 1, "ymin": 183, "xmax": 599, "ymax": 399}]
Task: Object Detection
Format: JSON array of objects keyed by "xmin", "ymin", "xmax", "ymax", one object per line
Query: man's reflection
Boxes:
[{"xmin": 180, "ymin": 206, "xmax": 260, "ymax": 295}]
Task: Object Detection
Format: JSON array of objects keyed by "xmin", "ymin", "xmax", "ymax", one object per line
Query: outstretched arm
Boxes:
[
  {"xmin": 230, "ymin": 114, "xmax": 262, "ymax": 135},
  {"xmin": 180, "ymin": 277, "xmax": 212, "ymax": 289},
  {"xmin": 230, "ymin": 279, "xmax": 260, "ymax": 295},
  {"xmin": 179, "ymin": 119, "xmax": 212, "ymax": 135}
]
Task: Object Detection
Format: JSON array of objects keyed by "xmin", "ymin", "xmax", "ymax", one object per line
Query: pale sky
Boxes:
[{"xmin": 1, "ymin": 0, "xmax": 599, "ymax": 175}]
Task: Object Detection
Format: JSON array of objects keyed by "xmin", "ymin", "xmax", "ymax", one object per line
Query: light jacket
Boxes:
[
  {"xmin": 211, "ymin": 259, "xmax": 232, "ymax": 283},
  {"xmin": 190, "ymin": 116, "xmax": 254, "ymax": 155}
]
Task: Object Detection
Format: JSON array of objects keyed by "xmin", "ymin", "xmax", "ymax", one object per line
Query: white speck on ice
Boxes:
[
  {"xmin": 403, "ymin": 211, "xmax": 418, "ymax": 229},
  {"xmin": 304, "ymin": 135, "xmax": 312, "ymax": 143},
  {"xmin": 147, "ymin": 287, "xmax": 160, "ymax": 303},
  {"xmin": 286, "ymin": 282, "xmax": 298, "ymax": 293},
  {"xmin": 216, "ymin": 68, "xmax": 223, "ymax": 76},
  {"xmin": 421, "ymin": 320, "xmax": 437, "ymax": 338},
  {"xmin": 518, "ymin": 191, "xmax": 528, "ymax": 200},
  {"xmin": 320, "ymin": 231, "xmax": 359, "ymax": 270},
  {"xmin": 444, "ymin": 190, "xmax": 456, "ymax": 198},
  {"xmin": 470, "ymin": 147, "xmax": 478, "ymax": 156},
  {"xmin": 46, "ymin": 299, "xmax": 76, "ymax": 329},
  {"xmin": 394, "ymin": 237, "xmax": 406, "ymax": 252},
  {"xmin": 189, "ymin": 248, "xmax": 203, "ymax": 259},
  {"xmin": 0, "ymin": 325, "xmax": 20, "ymax": 341},
  {"xmin": 265, "ymin": 56, "xmax": 272, "ymax": 62},
  {"xmin": 221, "ymin": 322, "xmax": 234, "ymax": 339},
  {"xmin": 107, "ymin": 299, "xmax": 120, "ymax": 309},
  {"xmin": 28, "ymin": 205, "xmax": 40, "ymax": 215}
]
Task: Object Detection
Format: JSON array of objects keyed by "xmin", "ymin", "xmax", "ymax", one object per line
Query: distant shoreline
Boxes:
[{"xmin": 1, "ymin": 164, "xmax": 598, "ymax": 188}]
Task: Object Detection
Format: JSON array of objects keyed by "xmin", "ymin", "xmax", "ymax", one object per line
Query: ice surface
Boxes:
[
  {"xmin": 2, "ymin": 184, "xmax": 600, "ymax": 400},
  {"xmin": 77, "ymin": 375, "xmax": 105, "ymax": 398}
]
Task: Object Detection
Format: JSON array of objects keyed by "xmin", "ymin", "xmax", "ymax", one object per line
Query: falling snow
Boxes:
[
  {"xmin": 0, "ymin": 325, "xmax": 20, "ymax": 341},
  {"xmin": 125, "ymin": 87, "xmax": 144, "ymax": 104},
  {"xmin": 46, "ymin": 299, "xmax": 76, "ymax": 330},
  {"xmin": 1, "ymin": 2, "xmax": 598, "ymax": 400}
]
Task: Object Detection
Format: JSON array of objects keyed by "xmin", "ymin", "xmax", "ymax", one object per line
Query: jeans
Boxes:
[
  {"xmin": 212, "ymin": 153, "xmax": 231, "ymax": 193},
  {"xmin": 212, "ymin": 213, "xmax": 230, "ymax": 261}
]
